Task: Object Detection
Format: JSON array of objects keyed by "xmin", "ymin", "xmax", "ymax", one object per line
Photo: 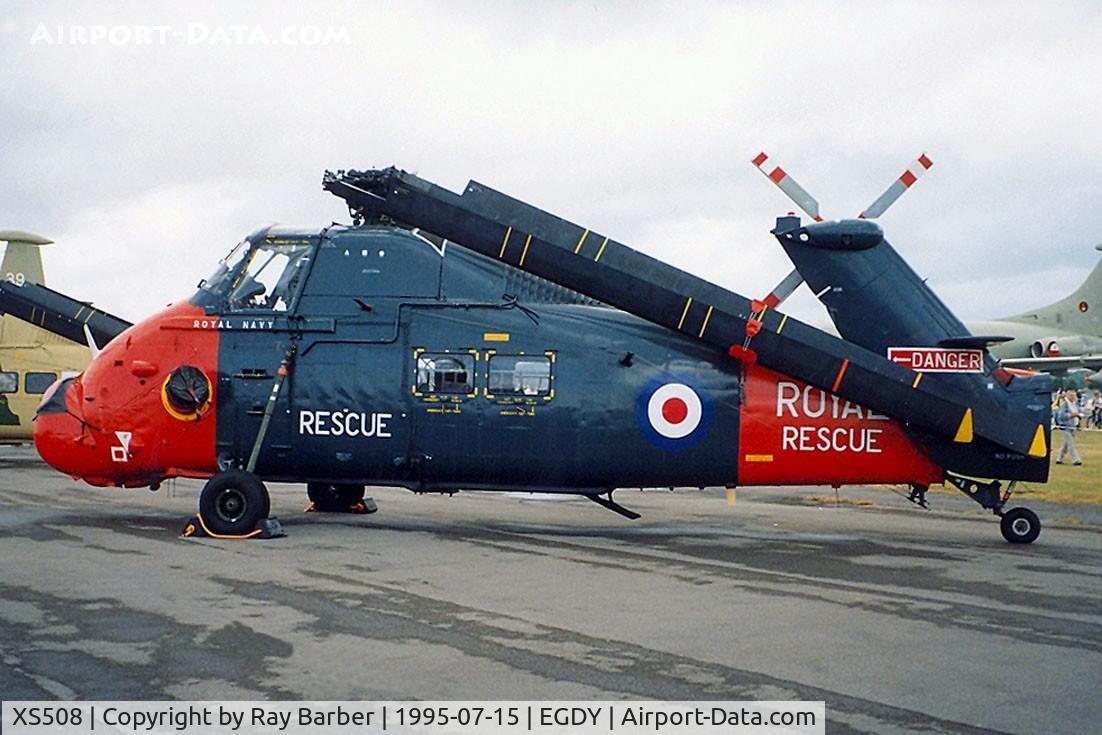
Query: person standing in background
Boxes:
[{"xmin": 1055, "ymin": 390, "xmax": 1083, "ymax": 465}]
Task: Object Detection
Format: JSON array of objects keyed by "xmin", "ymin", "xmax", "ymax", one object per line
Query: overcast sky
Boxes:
[{"xmin": 2, "ymin": 1, "xmax": 1100, "ymax": 328}]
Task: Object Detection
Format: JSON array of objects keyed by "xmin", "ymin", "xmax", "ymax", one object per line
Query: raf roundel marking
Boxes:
[
  {"xmin": 647, "ymin": 383, "xmax": 703, "ymax": 439},
  {"xmin": 636, "ymin": 379, "xmax": 713, "ymax": 449},
  {"xmin": 1079, "ymin": 300, "xmax": 1089, "ymax": 313}
]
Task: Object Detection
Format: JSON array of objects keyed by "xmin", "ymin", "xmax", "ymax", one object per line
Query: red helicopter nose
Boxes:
[
  {"xmin": 33, "ymin": 302, "xmax": 221, "ymax": 487},
  {"xmin": 33, "ymin": 376, "xmax": 100, "ymax": 479}
]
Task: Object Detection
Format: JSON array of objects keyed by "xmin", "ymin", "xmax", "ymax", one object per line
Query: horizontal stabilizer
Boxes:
[
  {"xmin": 939, "ymin": 335, "xmax": 1013, "ymax": 349},
  {"xmin": 0, "ymin": 231, "xmax": 53, "ymax": 245},
  {"xmin": 1002, "ymin": 354, "xmax": 1102, "ymax": 372},
  {"xmin": 0, "ymin": 281, "xmax": 131, "ymax": 347}
]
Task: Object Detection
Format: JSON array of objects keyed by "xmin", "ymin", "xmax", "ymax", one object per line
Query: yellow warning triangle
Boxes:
[
  {"xmin": 953, "ymin": 408, "xmax": 973, "ymax": 443},
  {"xmin": 1028, "ymin": 424, "xmax": 1047, "ymax": 457}
]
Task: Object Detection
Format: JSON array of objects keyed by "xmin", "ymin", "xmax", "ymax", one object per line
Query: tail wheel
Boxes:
[
  {"xmin": 307, "ymin": 483, "xmax": 365, "ymax": 512},
  {"xmin": 199, "ymin": 470, "xmax": 270, "ymax": 536},
  {"xmin": 1000, "ymin": 507, "xmax": 1041, "ymax": 544}
]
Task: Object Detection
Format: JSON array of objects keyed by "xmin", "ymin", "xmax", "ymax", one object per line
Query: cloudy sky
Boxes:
[{"xmin": 2, "ymin": 1, "xmax": 1100, "ymax": 328}]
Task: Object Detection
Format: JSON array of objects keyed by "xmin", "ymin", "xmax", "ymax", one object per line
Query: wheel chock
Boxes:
[
  {"xmin": 181, "ymin": 515, "xmax": 285, "ymax": 539},
  {"xmin": 304, "ymin": 497, "xmax": 378, "ymax": 514},
  {"xmin": 350, "ymin": 497, "xmax": 379, "ymax": 514}
]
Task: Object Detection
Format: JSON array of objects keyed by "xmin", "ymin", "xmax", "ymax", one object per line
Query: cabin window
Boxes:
[
  {"xmin": 488, "ymin": 355, "xmax": 552, "ymax": 396},
  {"xmin": 227, "ymin": 239, "xmax": 312, "ymax": 311},
  {"xmin": 415, "ymin": 353, "xmax": 476, "ymax": 395},
  {"xmin": 0, "ymin": 372, "xmax": 16, "ymax": 393},
  {"xmin": 25, "ymin": 372, "xmax": 57, "ymax": 394}
]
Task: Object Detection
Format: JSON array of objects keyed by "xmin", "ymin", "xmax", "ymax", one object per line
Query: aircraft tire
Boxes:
[
  {"xmin": 307, "ymin": 483, "xmax": 365, "ymax": 512},
  {"xmin": 199, "ymin": 470, "xmax": 270, "ymax": 536},
  {"xmin": 1000, "ymin": 507, "xmax": 1041, "ymax": 544}
]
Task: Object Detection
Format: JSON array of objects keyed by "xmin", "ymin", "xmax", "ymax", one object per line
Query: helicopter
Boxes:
[{"xmin": 28, "ymin": 161, "xmax": 1051, "ymax": 543}]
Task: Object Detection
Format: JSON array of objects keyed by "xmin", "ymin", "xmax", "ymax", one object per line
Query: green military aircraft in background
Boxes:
[{"xmin": 970, "ymin": 244, "xmax": 1102, "ymax": 389}]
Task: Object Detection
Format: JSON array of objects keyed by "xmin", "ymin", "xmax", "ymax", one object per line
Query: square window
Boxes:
[
  {"xmin": 415, "ymin": 353, "xmax": 475, "ymax": 395},
  {"xmin": 25, "ymin": 372, "xmax": 57, "ymax": 395},
  {"xmin": 488, "ymin": 355, "xmax": 551, "ymax": 396}
]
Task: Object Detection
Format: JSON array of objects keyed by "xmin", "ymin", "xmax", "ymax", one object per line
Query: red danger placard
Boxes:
[{"xmin": 888, "ymin": 347, "xmax": 983, "ymax": 373}]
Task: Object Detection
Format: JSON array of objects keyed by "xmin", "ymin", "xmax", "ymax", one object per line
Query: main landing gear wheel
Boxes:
[
  {"xmin": 1000, "ymin": 507, "xmax": 1041, "ymax": 544},
  {"xmin": 306, "ymin": 483, "xmax": 372, "ymax": 513},
  {"xmin": 198, "ymin": 470, "xmax": 271, "ymax": 536}
]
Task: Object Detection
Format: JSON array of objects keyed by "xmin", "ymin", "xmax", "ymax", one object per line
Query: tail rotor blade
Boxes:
[
  {"xmin": 751, "ymin": 152, "xmax": 823, "ymax": 222},
  {"xmin": 858, "ymin": 153, "xmax": 933, "ymax": 219},
  {"xmin": 762, "ymin": 267, "xmax": 805, "ymax": 308}
]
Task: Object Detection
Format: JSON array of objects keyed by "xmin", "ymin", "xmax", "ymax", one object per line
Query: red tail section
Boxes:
[{"xmin": 738, "ymin": 365, "xmax": 943, "ymax": 486}]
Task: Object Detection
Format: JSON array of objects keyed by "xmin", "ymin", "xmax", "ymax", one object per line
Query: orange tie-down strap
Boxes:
[{"xmin": 181, "ymin": 514, "xmax": 283, "ymax": 540}]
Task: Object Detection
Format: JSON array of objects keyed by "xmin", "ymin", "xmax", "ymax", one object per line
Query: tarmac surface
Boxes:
[{"xmin": 2, "ymin": 445, "xmax": 1101, "ymax": 734}]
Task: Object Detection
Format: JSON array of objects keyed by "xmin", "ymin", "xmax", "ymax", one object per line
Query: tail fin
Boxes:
[
  {"xmin": 1008, "ymin": 244, "xmax": 1102, "ymax": 332},
  {"xmin": 1, "ymin": 230, "xmax": 51, "ymax": 286},
  {"xmin": 1, "ymin": 230, "xmax": 67, "ymax": 348}
]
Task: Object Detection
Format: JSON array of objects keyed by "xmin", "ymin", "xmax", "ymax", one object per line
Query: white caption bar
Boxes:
[{"xmin": 3, "ymin": 701, "xmax": 824, "ymax": 735}]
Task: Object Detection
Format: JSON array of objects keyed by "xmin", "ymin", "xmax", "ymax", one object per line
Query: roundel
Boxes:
[
  {"xmin": 1080, "ymin": 300, "xmax": 1089, "ymax": 313},
  {"xmin": 647, "ymin": 383, "xmax": 703, "ymax": 438},
  {"xmin": 636, "ymin": 379, "xmax": 713, "ymax": 449}
]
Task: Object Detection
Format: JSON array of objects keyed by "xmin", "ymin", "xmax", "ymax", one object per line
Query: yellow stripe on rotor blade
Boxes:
[
  {"xmin": 677, "ymin": 297, "xmax": 693, "ymax": 330},
  {"xmin": 953, "ymin": 408, "xmax": 974, "ymax": 443},
  {"xmin": 594, "ymin": 236, "xmax": 610, "ymax": 262},
  {"xmin": 1028, "ymin": 424, "xmax": 1047, "ymax": 457},
  {"xmin": 498, "ymin": 226, "xmax": 513, "ymax": 259},
  {"xmin": 574, "ymin": 228, "xmax": 589, "ymax": 255},
  {"xmin": 912, "ymin": 372, "xmax": 923, "ymax": 388},
  {"xmin": 519, "ymin": 234, "xmax": 533, "ymax": 266},
  {"xmin": 697, "ymin": 305, "xmax": 714, "ymax": 338}
]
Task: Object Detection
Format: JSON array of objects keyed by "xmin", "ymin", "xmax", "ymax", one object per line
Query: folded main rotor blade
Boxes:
[
  {"xmin": 0, "ymin": 281, "xmax": 132, "ymax": 347},
  {"xmin": 323, "ymin": 167, "xmax": 1042, "ymax": 460}
]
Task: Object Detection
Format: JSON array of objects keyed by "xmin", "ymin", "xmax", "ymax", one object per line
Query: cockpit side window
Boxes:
[{"xmin": 226, "ymin": 240, "xmax": 312, "ymax": 312}]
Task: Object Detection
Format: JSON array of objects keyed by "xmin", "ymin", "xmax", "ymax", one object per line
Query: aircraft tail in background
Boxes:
[
  {"xmin": 1, "ymin": 230, "xmax": 51, "ymax": 286},
  {"xmin": 1008, "ymin": 244, "xmax": 1102, "ymax": 332}
]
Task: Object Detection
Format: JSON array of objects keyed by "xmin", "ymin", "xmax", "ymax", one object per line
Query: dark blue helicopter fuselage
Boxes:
[{"xmin": 214, "ymin": 226, "xmax": 744, "ymax": 492}]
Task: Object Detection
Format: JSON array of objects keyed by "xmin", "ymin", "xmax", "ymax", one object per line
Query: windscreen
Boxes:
[
  {"xmin": 201, "ymin": 239, "xmax": 250, "ymax": 294},
  {"xmin": 196, "ymin": 236, "xmax": 313, "ymax": 312}
]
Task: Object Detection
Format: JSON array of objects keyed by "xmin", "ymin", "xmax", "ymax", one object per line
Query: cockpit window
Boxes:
[
  {"xmin": 202, "ymin": 239, "xmax": 250, "ymax": 293},
  {"xmin": 227, "ymin": 239, "xmax": 312, "ymax": 311}
]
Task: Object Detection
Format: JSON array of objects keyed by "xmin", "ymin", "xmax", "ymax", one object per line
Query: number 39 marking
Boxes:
[{"xmin": 4, "ymin": 272, "xmax": 25, "ymax": 286}]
